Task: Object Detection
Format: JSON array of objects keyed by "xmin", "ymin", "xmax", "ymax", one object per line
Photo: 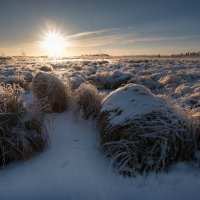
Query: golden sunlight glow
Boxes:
[{"xmin": 41, "ymin": 31, "xmax": 67, "ymax": 57}]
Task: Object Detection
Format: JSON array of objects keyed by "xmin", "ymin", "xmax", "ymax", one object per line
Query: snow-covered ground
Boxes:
[
  {"xmin": 1, "ymin": 56, "xmax": 200, "ymax": 199},
  {"xmin": 0, "ymin": 111, "xmax": 200, "ymax": 200}
]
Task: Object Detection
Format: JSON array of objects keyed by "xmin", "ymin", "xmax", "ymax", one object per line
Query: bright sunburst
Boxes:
[{"xmin": 41, "ymin": 31, "xmax": 67, "ymax": 57}]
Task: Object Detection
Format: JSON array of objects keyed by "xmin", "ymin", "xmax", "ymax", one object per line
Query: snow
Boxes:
[
  {"xmin": 101, "ymin": 84, "xmax": 167, "ymax": 125},
  {"xmin": 1, "ymin": 56, "xmax": 200, "ymax": 199},
  {"xmin": 175, "ymin": 84, "xmax": 193, "ymax": 96},
  {"xmin": 0, "ymin": 111, "xmax": 200, "ymax": 200},
  {"xmin": 69, "ymin": 74, "xmax": 86, "ymax": 90}
]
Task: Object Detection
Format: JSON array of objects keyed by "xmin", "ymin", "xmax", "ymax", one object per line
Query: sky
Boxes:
[{"xmin": 0, "ymin": 0, "xmax": 200, "ymax": 56}]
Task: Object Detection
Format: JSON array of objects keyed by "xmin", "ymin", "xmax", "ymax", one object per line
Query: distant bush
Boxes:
[
  {"xmin": 69, "ymin": 75, "xmax": 86, "ymax": 90},
  {"xmin": 31, "ymin": 72, "xmax": 71, "ymax": 112},
  {"xmin": 88, "ymin": 72, "xmax": 113, "ymax": 90},
  {"xmin": 111, "ymin": 70, "xmax": 132, "ymax": 89},
  {"xmin": 73, "ymin": 65, "xmax": 82, "ymax": 71},
  {"xmin": 159, "ymin": 74, "xmax": 182, "ymax": 87},
  {"xmin": 74, "ymin": 82, "xmax": 104, "ymax": 119},
  {"xmin": 175, "ymin": 84, "xmax": 193, "ymax": 97},
  {"xmin": 88, "ymin": 71, "xmax": 132, "ymax": 90},
  {"xmin": 39, "ymin": 64, "xmax": 54, "ymax": 72},
  {"xmin": 24, "ymin": 66, "xmax": 36, "ymax": 73},
  {"xmin": 81, "ymin": 54, "xmax": 110, "ymax": 59},
  {"xmin": 0, "ymin": 83, "xmax": 48, "ymax": 165}
]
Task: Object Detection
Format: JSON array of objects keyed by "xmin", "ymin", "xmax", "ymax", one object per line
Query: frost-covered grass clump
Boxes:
[
  {"xmin": 69, "ymin": 74, "xmax": 86, "ymax": 90},
  {"xmin": 88, "ymin": 70, "xmax": 132, "ymax": 90},
  {"xmin": 88, "ymin": 71, "xmax": 113, "ymax": 89},
  {"xmin": 97, "ymin": 84, "xmax": 197, "ymax": 176},
  {"xmin": 0, "ymin": 66, "xmax": 31, "ymax": 90},
  {"xmin": 74, "ymin": 82, "xmax": 104, "ymax": 119},
  {"xmin": 159, "ymin": 74, "xmax": 182, "ymax": 88},
  {"xmin": 0, "ymin": 84, "xmax": 48, "ymax": 165},
  {"xmin": 31, "ymin": 72, "xmax": 71, "ymax": 113},
  {"xmin": 128, "ymin": 74, "xmax": 162, "ymax": 93},
  {"xmin": 39, "ymin": 64, "xmax": 54, "ymax": 72},
  {"xmin": 5, "ymin": 75, "xmax": 29, "ymax": 90},
  {"xmin": 175, "ymin": 84, "xmax": 193, "ymax": 97},
  {"xmin": 182, "ymin": 93, "xmax": 200, "ymax": 108}
]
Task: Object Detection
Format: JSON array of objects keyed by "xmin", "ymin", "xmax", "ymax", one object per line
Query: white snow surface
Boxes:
[
  {"xmin": 1, "ymin": 57, "xmax": 200, "ymax": 199},
  {"xmin": 102, "ymin": 84, "xmax": 167, "ymax": 125},
  {"xmin": 0, "ymin": 111, "xmax": 200, "ymax": 200}
]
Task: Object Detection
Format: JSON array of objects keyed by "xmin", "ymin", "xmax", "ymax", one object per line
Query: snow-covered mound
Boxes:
[
  {"xmin": 101, "ymin": 84, "xmax": 165, "ymax": 125},
  {"xmin": 97, "ymin": 84, "xmax": 196, "ymax": 176}
]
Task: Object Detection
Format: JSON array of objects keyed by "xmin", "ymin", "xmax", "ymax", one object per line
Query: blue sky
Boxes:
[{"xmin": 0, "ymin": 0, "xmax": 200, "ymax": 56}]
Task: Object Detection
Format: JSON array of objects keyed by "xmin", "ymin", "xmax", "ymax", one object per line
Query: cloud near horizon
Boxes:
[
  {"xmin": 63, "ymin": 23, "xmax": 200, "ymax": 55},
  {"xmin": 67, "ymin": 28, "xmax": 200, "ymax": 47}
]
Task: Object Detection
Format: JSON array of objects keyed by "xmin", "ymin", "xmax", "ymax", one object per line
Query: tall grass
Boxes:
[
  {"xmin": 74, "ymin": 82, "xmax": 104, "ymax": 119},
  {"xmin": 0, "ymin": 83, "xmax": 48, "ymax": 165}
]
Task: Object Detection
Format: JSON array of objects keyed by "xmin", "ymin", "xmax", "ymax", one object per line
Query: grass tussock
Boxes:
[
  {"xmin": 7, "ymin": 75, "xmax": 28, "ymax": 90},
  {"xmin": 88, "ymin": 72, "xmax": 113, "ymax": 90},
  {"xmin": 97, "ymin": 109, "xmax": 196, "ymax": 176},
  {"xmin": 31, "ymin": 72, "xmax": 71, "ymax": 113},
  {"xmin": 97, "ymin": 84, "xmax": 197, "ymax": 176},
  {"xmin": 0, "ymin": 83, "xmax": 48, "ymax": 165},
  {"xmin": 74, "ymin": 82, "xmax": 104, "ymax": 119},
  {"xmin": 39, "ymin": 64, "xmax": 54, "ymax": 72},
  {"xmin": 184, "ymin": 109, "xmax": 200, "ymax": 150}
]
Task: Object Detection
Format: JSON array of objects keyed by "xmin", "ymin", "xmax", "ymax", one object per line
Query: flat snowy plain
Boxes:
[{"xmin": 0, "ymin": 56, "xmax": 200, "ymax": 200}]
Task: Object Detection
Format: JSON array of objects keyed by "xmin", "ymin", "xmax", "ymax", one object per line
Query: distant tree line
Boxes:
[
  {"xmin": 172, "ymin": 52, "xmax": 200, "ymax": 57},
  {"xmin": 81, "ymin": 54, "xmax": 110, "ymax": 58}
]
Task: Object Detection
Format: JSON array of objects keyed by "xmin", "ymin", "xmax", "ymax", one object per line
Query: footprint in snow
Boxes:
[{"xmin": 60, "ymin": 161, "xmax": 70, "ymax": 168}]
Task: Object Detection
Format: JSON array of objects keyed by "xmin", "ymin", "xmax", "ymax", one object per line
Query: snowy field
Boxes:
[{"xmin": 1, "ymin": 56, "xmax": 200, "ymax": 200}]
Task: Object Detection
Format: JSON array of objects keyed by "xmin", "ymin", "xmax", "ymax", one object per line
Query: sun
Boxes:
[{"xmin": 41, "ymin": 31, "xmax": 67, "ymax": 57}]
